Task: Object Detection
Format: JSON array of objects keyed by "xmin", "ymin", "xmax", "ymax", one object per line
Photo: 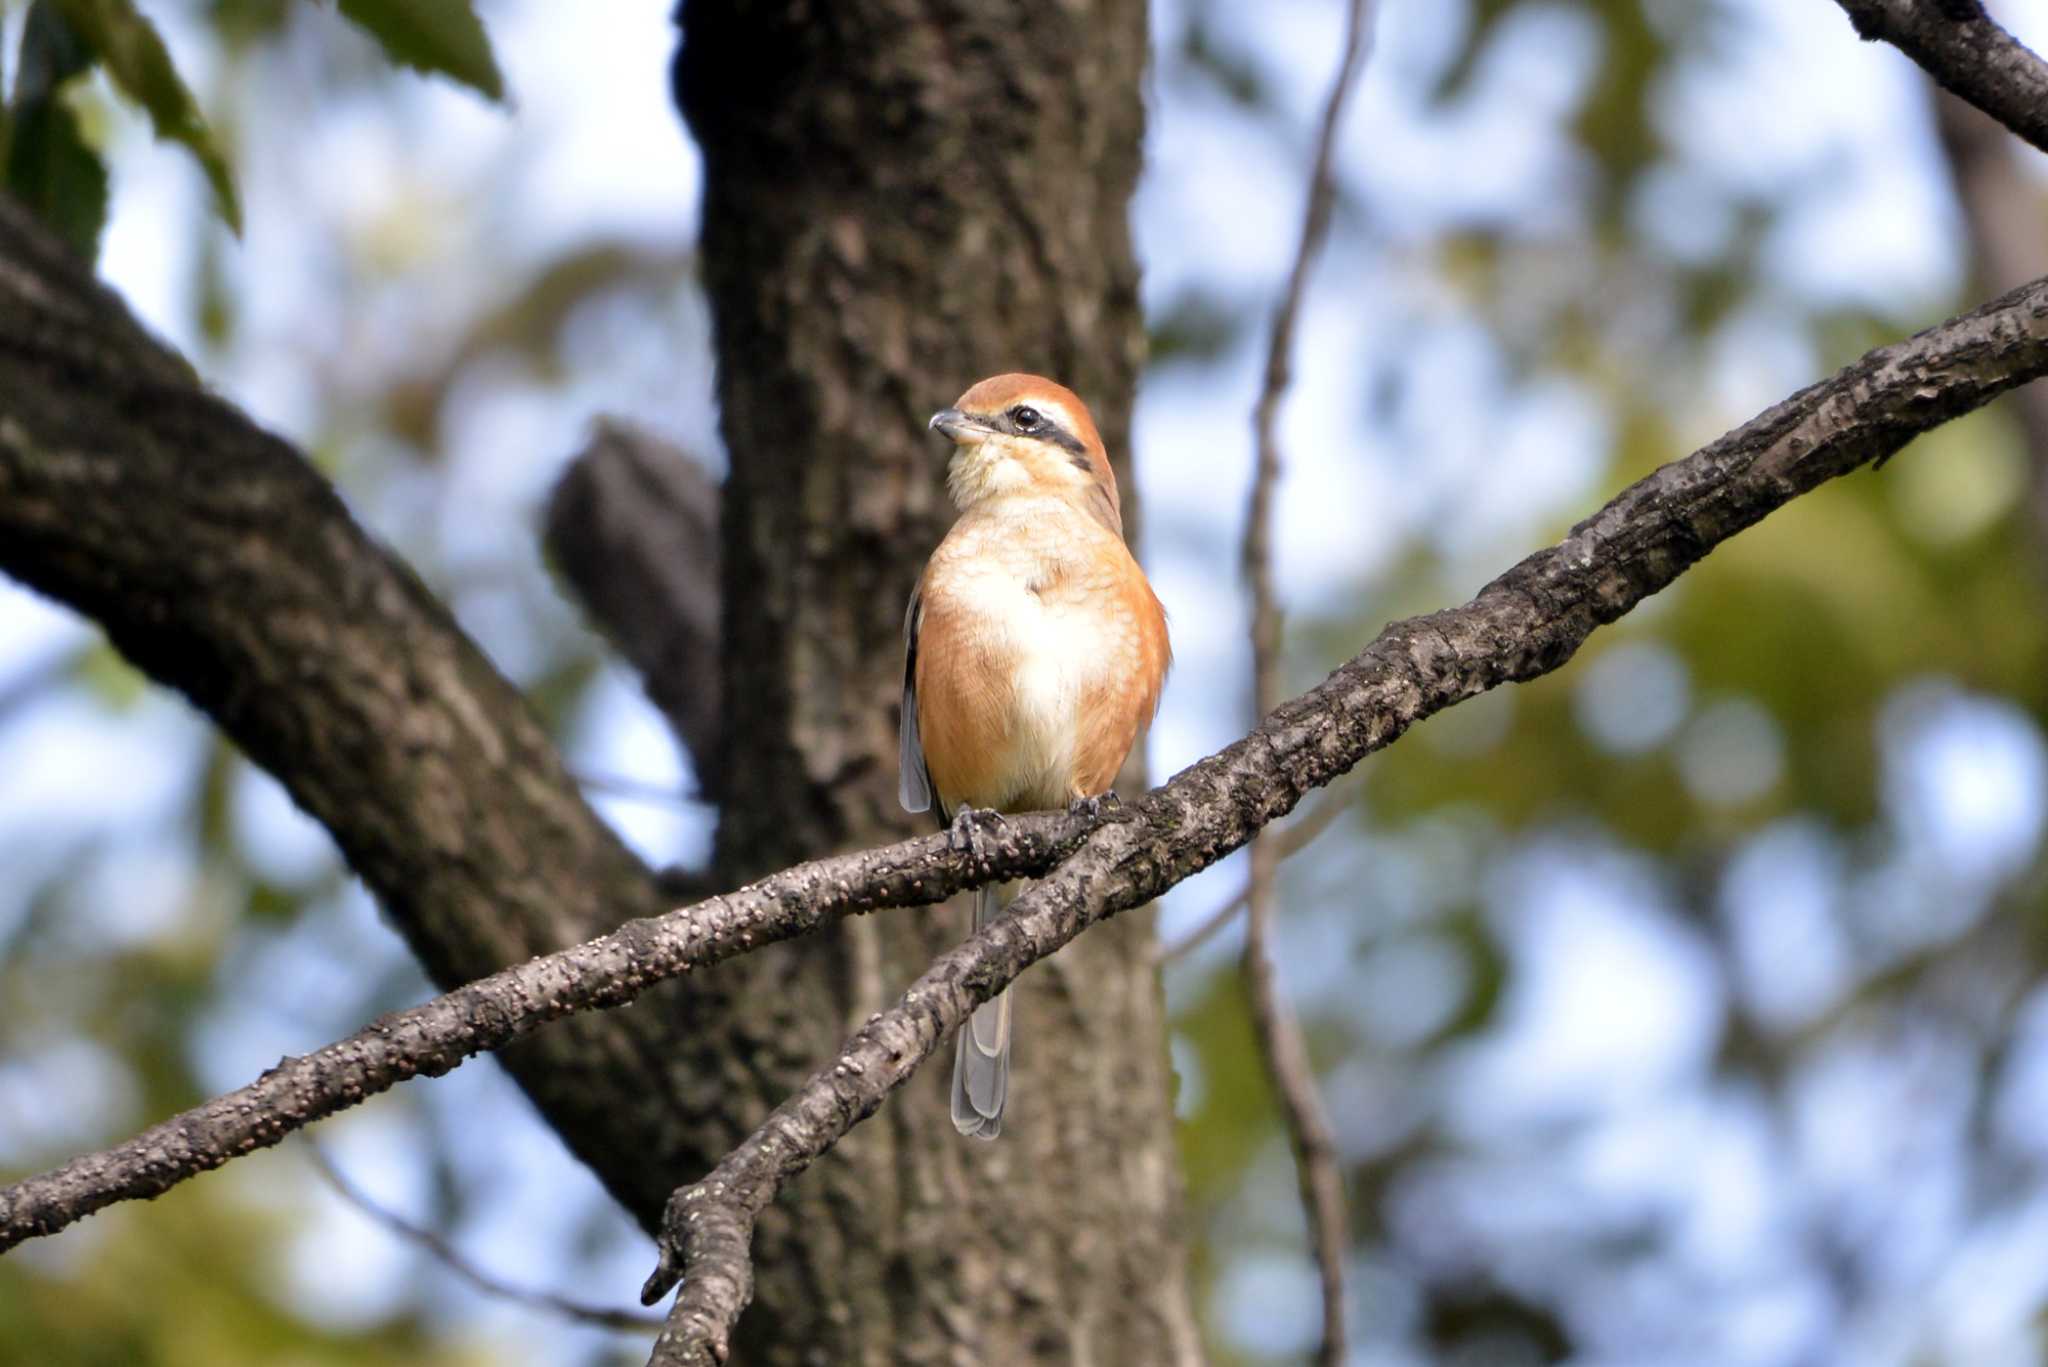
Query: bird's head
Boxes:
[{"xmin": 929, "ymin": 374, "xmax": 1122, "ymax": 535}]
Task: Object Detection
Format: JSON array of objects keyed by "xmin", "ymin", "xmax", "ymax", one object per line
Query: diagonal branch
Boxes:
[
  {"xmin": 641, "ymin": 274, "xmax": 2048, "ymax": 1364},
  {"xmin": 0, "ymin": 808, "xmax": 1088, "ymax": 1253},
  {"xmin": 1239, "ymin": 2, "xmax": 1375, "ymax": 1361},
  {"xmin": 1834, "ymin": 0, "xmax": 2048, "ymax": 156},
  {"xmin": 0, "ymin": 194, "xmax": 707, "ymax": 1226}
]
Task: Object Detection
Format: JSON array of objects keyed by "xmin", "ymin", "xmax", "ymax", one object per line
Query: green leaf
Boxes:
[
  {"xmin": 52, "ymin": 0, "xmax": 241, "ymax": 233},
  {"xmin": 5, "ymin": 95, "xmax": 110, "ymax": 259},
  {"xmin": 4, "ymin": 4, "xmax": 110, "ymax": 260},
  {"xmin": 337, "ymin": 0, "xmax": 506, "ymax": 102}
]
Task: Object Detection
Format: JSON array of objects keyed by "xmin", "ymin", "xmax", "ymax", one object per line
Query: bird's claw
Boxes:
[
  {"xmin": 1068, "ymin": 791, "xmax": 1120, "ymax": 821},
  {"xmin": 948, "ymin": 804, "xmax": 1004, "ymax": 855}
]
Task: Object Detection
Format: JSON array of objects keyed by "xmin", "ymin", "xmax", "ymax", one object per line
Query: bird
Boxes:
[{"xmin": 900, "ymin": 373, "xmax": 1171, "ymax": 1138}]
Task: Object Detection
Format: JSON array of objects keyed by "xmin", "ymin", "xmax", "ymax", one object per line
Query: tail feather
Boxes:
[{"xmin": 951, "ymin": 882, "xmax": 1011, "ymax": 1139}]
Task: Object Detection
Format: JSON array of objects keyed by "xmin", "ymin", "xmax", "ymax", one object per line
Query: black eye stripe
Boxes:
[
  {"xmin": 986, "ymin": 404, "xmax": 1088, "ymax": 456},
  {"xmin": 1039, "ymin": 424, "xmax": 1088, "ymax": 456}
]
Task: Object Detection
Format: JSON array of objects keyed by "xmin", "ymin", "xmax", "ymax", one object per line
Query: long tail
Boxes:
[{"xmin": 951, "ymin": 882, "xmax": 1011, "ymax": 1139}]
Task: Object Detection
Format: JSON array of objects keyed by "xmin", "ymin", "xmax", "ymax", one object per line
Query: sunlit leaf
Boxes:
[
  {"xmin": 52, "ymin": 0, "xmax": 242, "ymax": 232},
  {"xmin": 337, "ymin": 0, "xmax": 506, "ymax": 102}
]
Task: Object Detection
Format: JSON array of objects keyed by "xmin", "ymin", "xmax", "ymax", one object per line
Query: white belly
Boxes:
[{"xmin": 951, "ymin": 559, "xmax": 1112, "ymax": 808}]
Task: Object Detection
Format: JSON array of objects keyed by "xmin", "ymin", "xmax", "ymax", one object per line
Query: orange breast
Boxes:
[{"xmin": 914, "ymin": 503, "xmax": 1169, "ymax": 815}]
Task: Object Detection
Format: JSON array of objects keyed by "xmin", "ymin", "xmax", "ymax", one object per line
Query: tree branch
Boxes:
[
  {"xmin": 0, "ymin": 808, "xmax": 1087, "ymax": 1252},
  {"xmin": 545, "ymin": 420, "xmax": 723, "ymax": 795},
  {"xmin": 1239, "ymin": 2, "xmax": 1374, "ymax": 1360},
  {"xmin": 1, "ymin": 192, "xmax": 766, "ymax": 1226},
  {"xmin": 641, "ymin": 272, "xmax": 2048, "ymax": 1363},
  {"xmin": 1835, "ymin": 0, "xmax": 2048, "ymax": 156}
]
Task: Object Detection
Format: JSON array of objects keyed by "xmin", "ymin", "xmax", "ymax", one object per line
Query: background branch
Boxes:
[
  {"xmin": 1931, "ymin": 85, "xmax": 2048, "ymax": 553},
  {"xmin": 644, "ymin": 271, "xmax": 2048, "ymax": 1364},
  {"xmin": 545, "ymin": 419, "xmax": 724, "ymax": 796},
  {"xmin": 1238, "ymin": 2, "xmax": 1375, "ymax": 1360},
  {"xmin": 1835, "ymin": 0, "xmax": 2048, "ymax": 156}
]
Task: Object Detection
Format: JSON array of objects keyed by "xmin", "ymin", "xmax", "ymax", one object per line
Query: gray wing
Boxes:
[{"xmin": 899, "ymin": 585, "xmax": 936, "ymax": 815}]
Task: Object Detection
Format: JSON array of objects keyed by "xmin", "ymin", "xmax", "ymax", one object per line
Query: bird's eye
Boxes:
[{"xmin": 1010, "ymin": 406, "xmax": 1041, "ymax": 431}]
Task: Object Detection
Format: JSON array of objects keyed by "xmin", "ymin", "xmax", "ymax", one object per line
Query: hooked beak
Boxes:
[{"xmin": 929, "ymin": 408, "xmax": 993, "ymax": 444}]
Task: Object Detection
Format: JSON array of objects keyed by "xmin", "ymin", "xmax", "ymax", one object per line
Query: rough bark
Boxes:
[{"xmin": 670, "ymin": 0, "xmax": 1196, "ymax": 1362}]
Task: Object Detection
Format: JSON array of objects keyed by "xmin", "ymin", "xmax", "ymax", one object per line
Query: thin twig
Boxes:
[
  {"xmin": 575, "ymin": 770, "xmax": 699, "ymax": 806},
  {"xmin": 640, "ymin": 271, "xmax": 2048, "ymax": 1366},
  {"xmin": 1239, "ymin": 3, "xmax": 1374, "ymax": 1361},
  {"xmin": 1153, "ymin": 790, "xmax": 1353, "ymax": 966},
  {"xmin": 303, "ymin": 1140, "xmax": 663, "ymax": 1333}
]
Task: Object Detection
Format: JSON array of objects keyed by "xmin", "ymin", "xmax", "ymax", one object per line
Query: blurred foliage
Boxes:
[
  {"xmin": 335, "ymin": 0, "xmax": 503, "ymax": 102},
  {"xmin": 1, "ymin": 0, "xmax": 506, "ymax": 255},
  {"xmin": 1157, "ymin": 0, "xmax": 2048, "ymax": 1364},
  {"xmin": 1, "ymin": 3, "xmax": 107, "ymax": 256},
  {"xmin": 55, "ymin": 0, "xmax": 241, "ymax": 229},
  {"xmin": 0, "ymin": 1168, "xmax": 484, "ymax": 1367}
]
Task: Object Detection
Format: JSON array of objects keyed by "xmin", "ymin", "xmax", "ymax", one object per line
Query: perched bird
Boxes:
[{"xmin": 900, "ymin": 373, "xmax": 1172, "ymax": 1138}]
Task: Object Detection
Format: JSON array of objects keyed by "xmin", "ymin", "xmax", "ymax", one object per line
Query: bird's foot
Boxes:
[
  {"xmin": 1068, "ymin": 791, "xmax": 1121, "ymax": 821},
  {"xmin": 948, "ymin": 804, "xmax": 1005, "ymax": 855}
]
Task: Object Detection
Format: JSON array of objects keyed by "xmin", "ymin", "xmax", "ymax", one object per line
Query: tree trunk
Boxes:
[{"xmin": 669, "ymin": 0, "xmax": 1198, "ymax": 1360}]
